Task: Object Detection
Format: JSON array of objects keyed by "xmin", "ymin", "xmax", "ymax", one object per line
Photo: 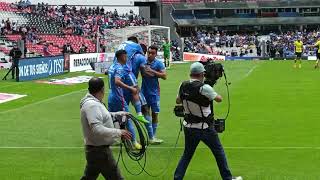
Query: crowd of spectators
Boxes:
[
  {"xmin": 268, "ymin": 30, "xmax": 320, "ymax": 58},
  {"xmin": 3, "ymin": 1, "xmax": 149, "ymax": 40},
  {"xmin": 0, "ymin": 18, "xmax": 29, "ymax": 36},
  {"xmin": 1, "ymin": 17, "xmax": 38, "ymax": 45},
  {"xmin": 184, "ymin": 30, "xmax": 258, "ymax": 57},
  {"xmin": 1, "ymin": 1, "xmax": 150, "ymax": 56},
  {"xmin": 29, "ymin": 3, "xmax": 148, "ymax": 39},
  {"xmin": 184, "ymin": 29, "xmax": 320, "ymax": 58}
]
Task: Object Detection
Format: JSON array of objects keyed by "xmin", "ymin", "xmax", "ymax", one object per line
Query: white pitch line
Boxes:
[
  {"xmin": 244, "ymin": 65, "xmax": 258, "ymax": 78},
  {"xmin": 0, "ymin": 146, "xmax": 319, "ymax": 150},
  {"xmin": 0, "ymin": 88, "xmax": 87, "ymax": 114},
  {"xmin": 0, "ymin": 83, "xmax": 21, "ymax": 89}
]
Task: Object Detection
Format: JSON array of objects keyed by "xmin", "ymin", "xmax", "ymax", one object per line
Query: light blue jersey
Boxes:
[
  {"xmin": 132, "ymin": 53, "xmax": 147, "ymax": 78},
  {"xmin": 141, "ymin": 58, "xmax": 165, "ymax": 111},
  {"xmin": 107, "ymin": 63, "xmax": 128, "ymax": 111},
  {"xmin": 114, "ymin": 41, "xmax": 144, "ymax": 72}
]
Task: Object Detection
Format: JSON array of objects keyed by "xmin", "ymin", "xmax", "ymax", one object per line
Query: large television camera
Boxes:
[
  {"xmin": 174, "ymin": 58, "xmax": 227, "ymax": 133},
  {"xmin": 200, "ymin": 58, "xmax": 225, "ymax": 87}
]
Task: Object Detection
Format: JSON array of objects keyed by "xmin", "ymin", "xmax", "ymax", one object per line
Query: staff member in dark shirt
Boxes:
[{"xmin": 3, "ymin": 44, "xmax": 22, "ymax": 81}]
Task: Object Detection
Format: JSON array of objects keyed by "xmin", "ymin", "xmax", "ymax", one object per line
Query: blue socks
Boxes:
[
  {"xmin": 152, "ymin": 123, "xmax": 158, "ymax": 137},
  {"xmin": 126, "ymin": 119, "xmax": 136, "ymax": 142},
  {"xmin": 144, "ymin": 115, "xmax": 153, "ymax": 139},
  {"xmin": 133, "ymin": 101, "xmax": 142, "ymax": 114}
]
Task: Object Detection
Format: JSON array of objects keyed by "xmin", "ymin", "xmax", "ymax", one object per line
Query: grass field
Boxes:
[{"xmin": 0, "ymin": 60, "xmax": 320, "ymax": 180}]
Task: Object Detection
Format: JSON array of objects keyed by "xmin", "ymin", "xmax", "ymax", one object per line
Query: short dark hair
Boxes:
[
  {"xmin": 88, "ymin": 77, "xmax": 104, "ymax": 94},
  {"xmin": 140, "ymin": 43, "xmax": 147, "ymax": 54},
  {"xmin": 148, "ymin": 45, "xmax": 158, "ymax": 52},
  {"xmin": 115, "ymin": 50, "xmax": 127, "ymax": 59},
  {"xmin": 127, "ymin": 36, "xmax": 138, "ymax": 43}
]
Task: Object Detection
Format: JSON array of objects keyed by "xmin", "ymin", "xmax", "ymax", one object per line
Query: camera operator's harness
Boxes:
[
  {"xmin": 179, "ymin": 80, "xmax": 215, "ymax": 128},
  {"xmin": 175, "ymin": 63, "xmax": 231, "ymax": 133}
]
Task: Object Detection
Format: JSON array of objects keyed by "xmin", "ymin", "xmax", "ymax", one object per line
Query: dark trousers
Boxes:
[
  {"xmin": 11, "ymin": 63, "xmax": 19, "ymax": 80},
  {"xmin": 2, "ymin": 62, "xmax": 19, "ymax": 81},
  {"xmin": 174, "ymin": 127, "xmax": 232, "ymax": 180},
  {"xmin": 81, "ymin": 145, "xmax": 124, "ymax": 180}
]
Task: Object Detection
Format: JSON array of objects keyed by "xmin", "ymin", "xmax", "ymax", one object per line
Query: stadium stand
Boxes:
[
  {"xmin": 183, "ymin": 29, "xmax": 320, "ymax": 59},
  {"xmin": 0, "ymin": 1, "xmax": 148, "ymax": 56},
  {"xmin": 162, "ymin": 0, "xmax": 277, "ymax": 4}
]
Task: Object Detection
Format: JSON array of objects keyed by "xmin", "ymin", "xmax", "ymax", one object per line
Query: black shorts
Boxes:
[
  {"xmin": 317, "ymin": 53, "xmax": 320, "ymax": 60},
  {"xmin": 295, "ymin": 52, "xmax": 302, "ymax": 58}
]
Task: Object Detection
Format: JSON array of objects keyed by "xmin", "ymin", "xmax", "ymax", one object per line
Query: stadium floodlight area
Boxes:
[{"xmin": 100, "ymin": 25, "xmax": 170, "ymax": 53}]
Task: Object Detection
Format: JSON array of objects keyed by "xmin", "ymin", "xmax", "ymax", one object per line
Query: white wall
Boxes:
[{"xmin": 3, "ymin": 0, "xmax": 134, "ymax": 6}]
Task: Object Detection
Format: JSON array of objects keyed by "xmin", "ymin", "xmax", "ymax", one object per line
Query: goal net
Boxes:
[{"xmin": 99, "ymin": 25, "xmax": 171, "ymax": 61}]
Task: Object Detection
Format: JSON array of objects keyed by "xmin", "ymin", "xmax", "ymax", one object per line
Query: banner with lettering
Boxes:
[
  {"xmin": 69, "ymin": 53, "xmax": 109, "ymax": 72},
  {"xmin": 18, "ymin": 56, "xmax": 65, "ymax": 82},
  {"xmin": 183, "ymin": 52, "xmax": 225, "ymax": 62}
]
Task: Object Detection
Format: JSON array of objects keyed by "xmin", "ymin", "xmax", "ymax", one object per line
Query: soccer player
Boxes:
[
  {"xmin": 294, "ymin": 37, "xmax": 303, "ymax": 68},
  {"xmin": 108, "ymin": 50, "xmax": 142, "ymax": 150},
  {"xmin": 114, "ymin": 36, "xmax": 148, "ymax": 124},
  {"xmin": 162, "ymin": 38, "xmax": 171, "ymax": 69},
  {"xmin": 128, "ymin": 43, "xmax": 162, "ymax": 144},
  {"xmin": 308, "ymin": 36, "xmax": 320, "ymax": 69},
  {"xmin": 141, "ymin": 45, "xmax": 167, "ymax": 143}
]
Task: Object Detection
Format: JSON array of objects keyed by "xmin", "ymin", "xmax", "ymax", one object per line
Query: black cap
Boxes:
[{"xmin": 88, "ymin": 77, "xmax": 104, "ymax": 94}]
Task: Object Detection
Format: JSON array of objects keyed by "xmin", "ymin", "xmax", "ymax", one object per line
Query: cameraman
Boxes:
[
  {"xmin": 9, "ymin": 44, "xmax": 22, "ymax": 81},
  {"xmin": 174, "ymin": 62, "xmax": 241, "ymax": 180},
  {"xmin": 80, "ymin": 77, "xmax": 131, "ymax": 180}
]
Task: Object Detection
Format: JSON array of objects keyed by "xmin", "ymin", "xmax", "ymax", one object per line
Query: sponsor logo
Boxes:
[{"xmin": 18, "ymin": 56, "xmax": 64, "ymax": 81}]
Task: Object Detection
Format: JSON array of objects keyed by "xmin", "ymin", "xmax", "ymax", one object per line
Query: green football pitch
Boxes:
[{"xmin": 0, "ymin": 60, "xmax": 319, "ymax": 180}]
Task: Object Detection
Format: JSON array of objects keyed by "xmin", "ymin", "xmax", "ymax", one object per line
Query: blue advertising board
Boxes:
[{"xmin": 18, "ymin": 56, "xmax": 65, "ymax": 81}]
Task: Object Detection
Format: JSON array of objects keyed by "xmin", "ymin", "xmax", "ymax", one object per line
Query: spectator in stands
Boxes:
[
  {"xmin": 5, "ymin": 18, "xmax": 11, "ymax": 33},
  {"xmin": 62, "ymin": 43, "xmax": 74, "ymax": 54},
  {"xmin": 12, "ymin": 22, "xmax": 18, "ymax": 34},
  {"xmin": 171, "ymin": 40, "xmax": 181, "ymax": 61},
  {"xmin": 100, "ymin": 43, "xmax": 106, "ymax": 53},
  {"xmin": 43, "ymin": 44, "xmax": 51, "ymax": 56},
  {"xmin": 0, "ymin": 20, "xmax": 5, "ymax": 35},
  {"xmin": 79, "ymin": 44, "xmax": 88, "ymax": 54},
  {"xmin": 269, "ymin": 43, "xmax": 277, "ymax": 60}
]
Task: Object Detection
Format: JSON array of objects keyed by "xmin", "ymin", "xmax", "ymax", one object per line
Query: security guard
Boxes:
[{"xmin": 174, "ymin": 62, "xmax": 242, "ymax": 180}]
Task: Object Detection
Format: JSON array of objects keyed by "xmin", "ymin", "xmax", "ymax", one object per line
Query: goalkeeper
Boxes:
[{"xmin": 162, "ymin": 38, "xmax": 171, "ymax": 68}]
